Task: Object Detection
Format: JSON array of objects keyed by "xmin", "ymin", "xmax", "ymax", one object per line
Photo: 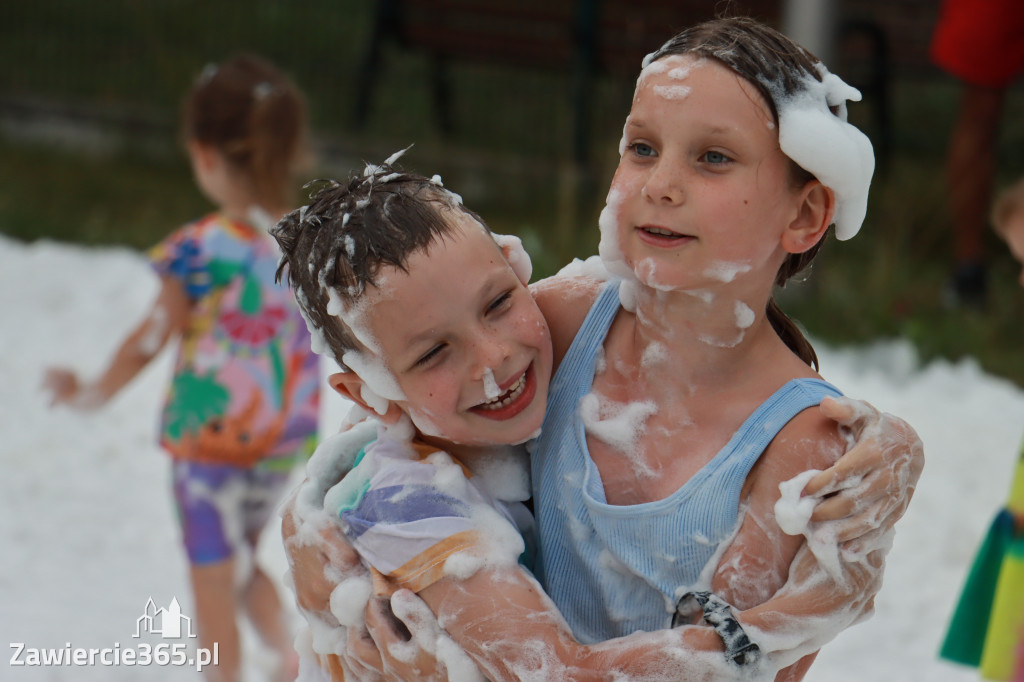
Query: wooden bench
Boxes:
[
  {"xmin": 353, "ymin": 0, "xmax": 780, "ymax": 166},
  {"xmin": 353, "ymin": 0, "xmax": 889, "ymax": 168}
]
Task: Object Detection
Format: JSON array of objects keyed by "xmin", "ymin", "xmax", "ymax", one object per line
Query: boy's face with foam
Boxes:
[{"xmin": 331, "ymin": 212, "xmax": 553, "ymax": 448}]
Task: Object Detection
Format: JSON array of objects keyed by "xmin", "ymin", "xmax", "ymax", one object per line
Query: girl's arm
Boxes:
[
  {"xmin": 417, "ymin": 563, "xmax": 745, "ymax": 682},
  {"xmin": 44, "ymin": 275, "xmax": 190, "ymax": 409},
  {"xmin": 712, "ymin": 402, "xmax": 905, "ymax": 679},
  {"xmin": 530, "ymin": 272, "xmax": 605, "ymax": 370}
]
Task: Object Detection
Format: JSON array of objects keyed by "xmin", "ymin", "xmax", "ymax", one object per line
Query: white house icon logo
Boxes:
[{"xmin": 134, "ymin": 597, "xmax": 196, "ymax": 639}]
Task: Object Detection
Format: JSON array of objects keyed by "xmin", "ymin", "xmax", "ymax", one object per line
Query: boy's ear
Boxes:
[
  {"xmin": 782, "ymin": 181, "xmax": 835, "ymax": 254},
  {"xmin": 327, "ymin": 371, "xmax": 404, "ymax": 423},
  {"xmin": 495, "ymin": 234, "xmax": 533, "ymax": 285}
]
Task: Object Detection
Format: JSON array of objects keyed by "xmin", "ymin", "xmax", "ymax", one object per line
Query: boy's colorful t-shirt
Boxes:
[
  {"xmin": 149, "ymin": 212, "xmax": 319, "ymax": 467},
  {"xmin": 324, "ymin": 430, "xmax": 533, "ymax": 595}
]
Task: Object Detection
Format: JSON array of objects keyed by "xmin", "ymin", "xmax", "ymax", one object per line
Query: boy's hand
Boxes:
[
  {"xmin": 281, "ymin": 488, "xmax": 444, "ymax": 681},
  {"xmin": 803, "ymin": 396, "xmax": 924, "ymax": 543},
  {"xmin": 281, "ymin": 493, "xmax": 363, "ymax": 624}
]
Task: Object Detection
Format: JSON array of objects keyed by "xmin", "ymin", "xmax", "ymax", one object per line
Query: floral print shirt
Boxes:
[{"xmin": 149, "ymin": 212, "xmax": 319, "ymax": 467}]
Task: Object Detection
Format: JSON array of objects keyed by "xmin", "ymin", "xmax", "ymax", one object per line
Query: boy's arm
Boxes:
[
  {"xmin": 44, "ymin": 274, "xmax": 190, "ymax": 409},
  {"xmin": 801, "ymin": 397, "xmax": 924, "ymax": 541}
]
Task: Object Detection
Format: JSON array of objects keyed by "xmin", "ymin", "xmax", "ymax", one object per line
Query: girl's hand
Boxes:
[
  {"xmin": 803, "ymin": 396, "xmax": 924, "ymax": 543},
  {"xmin": 361, "ymin": 591, "xmax": 448, "ymax": 681},
  {"xmin": 42, "ymin": 368, "xmax": 104, "ymax": 410}
]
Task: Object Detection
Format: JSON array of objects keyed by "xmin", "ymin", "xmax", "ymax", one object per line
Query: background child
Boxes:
[
  {"xmin": 941, "ymin": 177, "xmax": 1024, "ymax": 681},
  {"xmin": 43, "ymin": 54, "xmax": 320, "ymax": 682}
]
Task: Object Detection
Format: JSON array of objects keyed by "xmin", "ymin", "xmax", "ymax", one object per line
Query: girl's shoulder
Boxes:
[
  {"xmin": 530, "ymin": 269, "xmax": 608, "ymax": 368},
  {"xmin": 752, "ymin": 391, "xmax": 847, "ymax": 497},
  {"xmin": 153, "ymin": 212, "xmax": 222, "ymax": 250}
]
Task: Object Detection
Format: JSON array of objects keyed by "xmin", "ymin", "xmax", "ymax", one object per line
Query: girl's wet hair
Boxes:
[
  {"xmin": 650, "ymin": 16, "xmax": 831, "ymax": 369},
  {"xmin": 183, "ymin": 54, "xmax": 309, "ymax": 210},
  {"xmin": 271, "ymin": 165, "xmax": 488, "ymax": 367}
]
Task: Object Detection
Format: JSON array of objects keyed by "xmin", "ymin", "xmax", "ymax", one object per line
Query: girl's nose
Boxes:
[{"xmin": 644, "ymin": 160, "xmax": 685, "ymax": 205}]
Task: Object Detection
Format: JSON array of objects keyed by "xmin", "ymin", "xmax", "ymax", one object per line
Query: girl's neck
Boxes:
[
  {"xmin": 619, "ymin": 280, "xmax": 781, "ymax": 388},
  {"xmin": 213, "ymin": 176, "xmax": 287, "ymax": 229},
  {"xmin": 220, "ymin": 199, "xmax": 287, "ymax": 230}
]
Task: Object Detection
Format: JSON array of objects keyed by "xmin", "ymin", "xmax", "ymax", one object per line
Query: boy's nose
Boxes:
[{"xmin": 471, "ymin": 331, "xmax": 512, "ymax": 377}]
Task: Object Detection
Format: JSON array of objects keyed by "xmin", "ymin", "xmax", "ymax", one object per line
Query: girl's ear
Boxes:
[
  {"xmin": 782, "ymin": 181, "xmax": 835, "ymax": 254},
  {"xmin": 327, "ymin": 371, "xmax": 404, "ymax": 424}
]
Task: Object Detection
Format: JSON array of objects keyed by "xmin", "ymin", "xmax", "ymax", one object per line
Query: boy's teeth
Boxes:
[{"xmin": 478, "ymin": 373, "xmax": 527, "ymax": 410}]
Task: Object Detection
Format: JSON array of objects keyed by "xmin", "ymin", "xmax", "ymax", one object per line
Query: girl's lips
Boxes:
[
  {"xmin": 469, "ymin": 364, "xmax": 537, "ymax": 421},
  {"xmin": 636, "ymin": 224, "xmax": 694, "ymax": 247}
]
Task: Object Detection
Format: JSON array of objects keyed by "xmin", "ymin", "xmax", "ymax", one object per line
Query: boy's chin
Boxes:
[{"xmin": 462, "ymin": 415, "xmax": 545, "ymax": 448}]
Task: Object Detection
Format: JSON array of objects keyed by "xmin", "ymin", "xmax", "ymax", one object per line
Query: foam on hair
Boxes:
[{"xmin": 270, "ymin": 153, "xmax": 487, "ymax": 371}]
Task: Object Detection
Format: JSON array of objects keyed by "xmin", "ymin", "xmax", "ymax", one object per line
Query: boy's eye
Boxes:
[
  {"xmin": 486, "ymin": 291, "xmax": 513, "ymax": 314},
  {"xmin": 414, "ymin": 343, "xmax": 447, "ymax": 368},
  {"xmin": 627, "ymin": 142, "xmax": 656, "ymax": 158}
]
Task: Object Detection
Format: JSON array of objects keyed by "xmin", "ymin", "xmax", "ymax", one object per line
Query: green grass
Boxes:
[{"xmin": 0, "ymin": 140, "xmax": 206, "ymax": 248}]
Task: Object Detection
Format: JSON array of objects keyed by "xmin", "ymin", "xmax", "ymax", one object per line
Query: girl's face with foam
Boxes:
[
  {"xmin": 352, "ymin": 213, "xmax": 553, "ymax": 447},
  {"xmin": 605, "ymin": 55, "xmax": 806, "ymax": 294}
]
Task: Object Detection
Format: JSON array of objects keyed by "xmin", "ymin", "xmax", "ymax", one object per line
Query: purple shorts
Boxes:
[{"xmin": 172, "ymin": 458, "xmax": 298, "ymax": 565}]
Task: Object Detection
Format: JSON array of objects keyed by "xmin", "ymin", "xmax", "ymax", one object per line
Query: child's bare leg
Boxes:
[
  {"xmin": 190, "ymin": 559, "xmax": 241, "ymax": 682},
  {"xmin": 243, "ymin": 563, "xmax": 299, "ymax": 682}
]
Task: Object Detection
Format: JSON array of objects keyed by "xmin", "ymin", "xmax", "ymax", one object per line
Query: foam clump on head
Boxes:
[
  {"xmin": 492, "ymin": 232, "xmax": 533, "ymax": 284},
  {"xmin": 773, "ymin": 64, "xmax": 875, "ymax": 241}
]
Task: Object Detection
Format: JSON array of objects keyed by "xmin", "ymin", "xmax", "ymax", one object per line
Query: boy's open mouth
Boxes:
[{"xmin": 469, "ymin": 365, "xmax": 536, "ymax": 420}]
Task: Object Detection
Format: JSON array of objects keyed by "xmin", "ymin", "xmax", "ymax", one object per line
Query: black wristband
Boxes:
[{"xmin": 675, "ymin": 591, "xmax": 762, "ymax": 667}]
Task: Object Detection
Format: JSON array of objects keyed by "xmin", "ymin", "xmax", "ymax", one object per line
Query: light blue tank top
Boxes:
[{"xmin": 530, "ymin": 280, "xmax": 842, "ymax": 643}]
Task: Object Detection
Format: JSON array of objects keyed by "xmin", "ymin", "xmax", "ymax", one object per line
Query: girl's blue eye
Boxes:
[
  {"xmin": 703, "ymin": 150, "xmax": 730, "ymax": 164},
  {"xmin": 630, "ymin": 143, "xmax": 656, "ymax": 158}
]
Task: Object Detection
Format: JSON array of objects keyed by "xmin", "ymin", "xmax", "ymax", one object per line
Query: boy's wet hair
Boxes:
[
  {"xmin": 183, "ymin": 54, "xmax": 309, "ymax": 210},
  {"xmin": 271, "ymin": 163, "xmax": 488, "ymax": 368},
  {"xmin": 650, "ymin": 17, "xmax": 832, "ymax": 369}
]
